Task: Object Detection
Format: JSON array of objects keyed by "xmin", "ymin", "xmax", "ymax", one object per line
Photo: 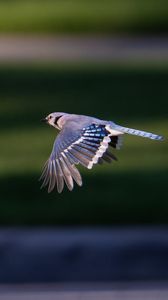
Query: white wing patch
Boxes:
[
  {"xmin": 105, "ymin": 124, "xmax": 124, "ymax": 136},
  {"xmin": 40, "ymin": 123, "xmax": 122, "ymax": 193},
  {"xmin": 87, "ymin": 136, "xmax": 111, "ymax": 169},
  {"xmin": 87, "ymin": 125, "xmax": 123, "ymax": 169}
]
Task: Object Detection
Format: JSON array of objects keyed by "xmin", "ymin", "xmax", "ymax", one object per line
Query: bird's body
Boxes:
[{"xmin": 40, "ymin": 112, "xmax": 164, "ymax": 193}]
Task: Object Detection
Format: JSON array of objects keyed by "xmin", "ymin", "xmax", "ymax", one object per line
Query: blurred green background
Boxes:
[
  {"xmin": 0, "ymin": 0, "xmax": 167, "ymax": 34},
  {"xmin": 0, "ymin": 0, "xmax": 167, "ymax": 225}
]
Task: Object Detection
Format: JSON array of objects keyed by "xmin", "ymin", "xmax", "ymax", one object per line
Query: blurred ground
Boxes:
[
  {"xmin": 0, "ymin": 227, "xmax": 168, "ymax": 283},
  {"xmin": 1, "ymin": 282, "xmax": 168, "ymax": 300},
  {"xmin": 0, "ymin": 36, "xmax": 168, "ymax": 63}
]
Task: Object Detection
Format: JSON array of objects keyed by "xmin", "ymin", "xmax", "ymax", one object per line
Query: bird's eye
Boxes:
[{"xmin": 49, "ymin": 116, "xmax": 52, "ymax": 119}]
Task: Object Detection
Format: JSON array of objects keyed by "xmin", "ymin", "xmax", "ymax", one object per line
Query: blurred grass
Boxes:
[
  {"xmin": 0, "ymin": 64, "xmax": 167, "ymax": 225},
  {"xmin": 0, "ymin": 65, "xmax": 168, "ymax": 127},
  {"xmin": 0, "ymin": 171, "xmax": 167, "ymax": 225},
  {"xmin": 0, "ymin": 0, "xmax": 167, "ymax": 34}
]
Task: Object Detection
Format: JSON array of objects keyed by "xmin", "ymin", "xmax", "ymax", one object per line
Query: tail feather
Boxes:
[{"xmin": 113, "ymin": 124, "xmax": 164, "ymax": 141}]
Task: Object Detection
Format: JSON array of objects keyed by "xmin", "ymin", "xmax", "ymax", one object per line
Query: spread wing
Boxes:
[{"xmin": 40, "ymin": 123, "xmax": 123, "ymax": 193}]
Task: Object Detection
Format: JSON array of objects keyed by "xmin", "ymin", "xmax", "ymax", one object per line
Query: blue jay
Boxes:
[{"xmin": 40, "ymin": 112, "xmax": 164, "ymax": 193}]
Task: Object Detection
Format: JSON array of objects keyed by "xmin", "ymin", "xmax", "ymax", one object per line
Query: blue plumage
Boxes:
[{"xmin": 83, "ymin": 124, "xmax": 108, "ymax": 139}]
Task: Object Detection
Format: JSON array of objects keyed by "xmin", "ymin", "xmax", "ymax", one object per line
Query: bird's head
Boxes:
[{"xmin": 42, "ymin": 112, "xmax": 67, "ymax": 130}]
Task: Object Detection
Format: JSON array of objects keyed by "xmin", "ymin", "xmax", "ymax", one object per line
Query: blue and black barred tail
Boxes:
[{"xmin": 113, "ymin": 124, "xmax": 164, "ymax": 141}]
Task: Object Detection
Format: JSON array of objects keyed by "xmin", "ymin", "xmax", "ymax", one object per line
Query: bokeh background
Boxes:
[
  {"xmin": 0, "ymin": 0, "xmax": 168, "ymax": 296},
  {"xmin": 0, "ymin": 66, "xmax": 167, "ymax": 225}
]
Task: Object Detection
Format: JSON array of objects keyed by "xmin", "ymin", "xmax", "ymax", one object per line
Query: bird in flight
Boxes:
[{"xmin": 40, "ymin": 112, "xmax": 164, "ymax": 193}]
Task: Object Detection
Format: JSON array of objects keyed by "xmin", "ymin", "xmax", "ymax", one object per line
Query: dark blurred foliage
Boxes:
[
  {"xmin": 0, "ymin": 66, "xmax": 167, "ymax": 129},
  {"xmin": 0, "ymin": 171, "xmax": 167, "ymax": 226}
]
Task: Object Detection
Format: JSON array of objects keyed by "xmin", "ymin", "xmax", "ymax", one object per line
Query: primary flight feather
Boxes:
[{"xmin": 40, "ymin": 112, "xmax": 164, "ymax": 193}]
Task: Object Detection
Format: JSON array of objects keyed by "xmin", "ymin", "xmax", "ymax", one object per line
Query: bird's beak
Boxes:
[{"xmin": 41, "ymin": 118, "xmax": 48, "ymax": 123}]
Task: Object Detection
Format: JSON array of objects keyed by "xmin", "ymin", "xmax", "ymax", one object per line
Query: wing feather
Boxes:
[
  {"xmin": 40, "ymin": 122, "xmax": 119, "ymax": 193},
  {"xmin": 59, "ymin": 157, "xmax": 74, "ymax": 191},
  {"xmin": 68, "ymin": 148, "xmax": 90, "ymax": 168},
  {"xmin": 48, "ymin": 161, "xmax": 56, "ymax": 193},
  {"xmin": 65, "ymin": 151, "xmax": 79, "ymax": 165},
  {"xmin": 40, "ymin": 163, "xmax": 50, "ymax": 189},
  {"xmin": 72, "ymin": 144, "xmax": 95, "ymax": 158},
  {"xmin": 61, "ymin": 154, "xmax": 82, "ymax": 187},
  {"xmin": 55, "ymin": 159, "xmax": 64, "ymax": 193},
  {"xmin": 39, "ymin": 160, "xmax": 49, "ymax": 181}
]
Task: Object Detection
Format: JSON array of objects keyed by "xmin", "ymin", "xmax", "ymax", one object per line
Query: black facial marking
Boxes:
[{"xmin": 54, "ymin": 115, "xmax": 62, "ymax": 125}]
